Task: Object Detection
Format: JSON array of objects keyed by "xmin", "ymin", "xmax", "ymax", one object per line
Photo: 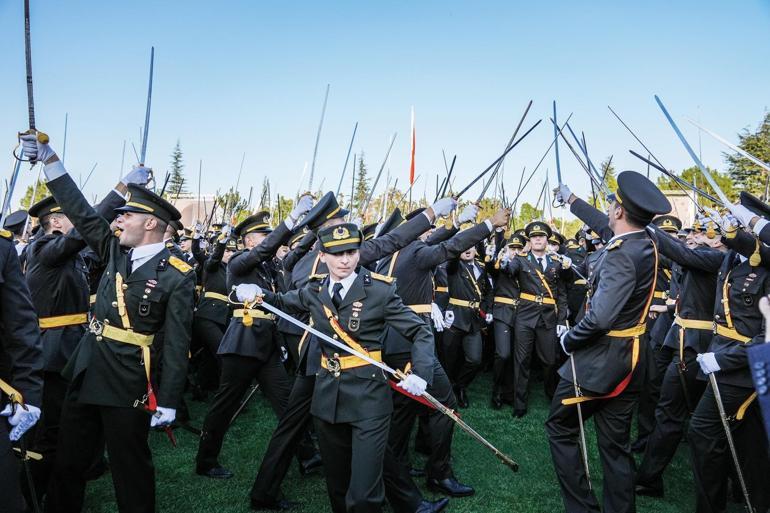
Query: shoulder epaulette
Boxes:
[
  {"xmin": 0, "ymin": 229, "xmax": 12, "ymax": 240},
  {"xmin": 607, "ymin": 239, "xmax": 623, "ymax": 251},
  {"xmin": 369, "ymin": 271, "xmax": 395, "ymax": 284},
  {"xmin": 168, "ymin": 256, "xmax": 193, "ymax": 273},
  {"xmin": 309, "ymin": 273, "xmax": 328, "ymax": 281},
  {"xmin": 165, "ymin": 241, "xmax": 175, "ymax": 249}
]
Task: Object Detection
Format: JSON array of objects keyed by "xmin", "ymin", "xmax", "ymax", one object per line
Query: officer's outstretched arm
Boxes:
[{"xmin": 570, "ymin": 198, "xmax": 613, "ymax": 243}]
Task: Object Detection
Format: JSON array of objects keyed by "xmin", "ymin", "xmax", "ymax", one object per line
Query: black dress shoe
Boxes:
[
  {"xmin": 427, "ymin": 477, "xmax": 475, "ymax": 497},
  {"xmin": 250, "ymin": 498, "xmax": 300, "ymax": 511},
  {"xmin": 491, "ymin": 394, "xmax": 503, "ymax": 410},
  {"xmin": 196, "ymin": 466, "xmax": 233, "ymax": 479},
  {"xmin": 635, "ymin": 483, "xmax": 663, "ymax": 497},
  {"xmin": 457, "ymin": 388, "xmax": 469, "ymax": 408},
  {"xmin": 409, "ymin": 467, "xmax": 426, "ymax": 478},
  {"xmin": 298, "ymin": 453, "xmax": 323, "ymax": 476},
  {"xmin": 415, "ymin": 497, "xmax": 450, "ymax": 512},
  {"xmin": 512, "ymin": 408, "xmax": 527, "ymax": 418}
]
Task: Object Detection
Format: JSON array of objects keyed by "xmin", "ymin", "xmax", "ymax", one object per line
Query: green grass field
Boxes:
[{"xmin": 83, "ymin": 372, "xmax": 716, "ymax": 512}]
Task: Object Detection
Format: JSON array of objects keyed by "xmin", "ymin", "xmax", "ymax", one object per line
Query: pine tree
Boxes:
[
  {"xmin": 20, "ymin": 179, "xmax": 50, "ymax": 209},
  {"xmin": 726, "ymin": 112, "xmax": 770, "ymax": 197},
  {"xmin": 354, "ymin": 153, "xmax": 370, "ymax": 214},
  {"xmin": 168, "ymin": 141, "xmax": 187, "ymax": 198}
]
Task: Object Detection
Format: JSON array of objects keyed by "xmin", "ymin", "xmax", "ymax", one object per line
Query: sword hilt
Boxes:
[{"xmin": 13, "ymin": 129, "xmax": 49, "ymax": 163}]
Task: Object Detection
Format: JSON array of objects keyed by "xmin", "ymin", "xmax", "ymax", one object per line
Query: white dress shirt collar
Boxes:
[
  {"xmin": 130, "ymin": 242, "xmax": 166, "ymax": 272},
  {"xmin": 328, "ymin": 271, "xmax": 358, "ymax": 301}
]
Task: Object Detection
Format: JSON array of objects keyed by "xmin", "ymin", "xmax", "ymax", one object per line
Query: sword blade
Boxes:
[
  {"xmin": 553, "ymin": 101, "xmax": 562, "ymax": 185},
  {"xmin": 24, "ymin": 0, "xmax": 35, "ymax": 130},
  {"xmin": 140, "ymin": 47, "xmax": 154, "ymax": 165},
  {"xmin": 336, "ymin": 122, "xmax": 358, "ymax": 196},
  {"xmin": 654, "ymin": 95, "xmax": 730, "ymax": 206},
  {"xmin": 686, "ymin": 117, "xmax": 770, "ymax": 175},
  {"xmin": 570, "ymin": 354, "xmax": 592, "ymax": 490},
  {"xmin": 309, "ymin": 84, "xmax": 330, "ymax": 191}
]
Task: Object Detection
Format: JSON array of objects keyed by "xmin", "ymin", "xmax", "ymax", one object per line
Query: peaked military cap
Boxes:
[
  {"xmin": 740, "ymin": 191, "xmax": 770, "ymax": 221},
  {"xmin": 29, "ymin": 196, "xmax": 63, "ymax": 219},
  {"xmin": 565, "ymin": 237, "xmax": 580, "ymax": 249},
  {"xmin": 514, "ymin": 228, "xmax": 528, "ymax": 241},
  {"xmin": 3, "ymin": 209, "xmax": 28, "ymax": 234},
  {"xmin": 115, "ymin": 184, "xmax": 182, "ymax": 224},
  {"xmin": 288, "ymin": 228, "xmax": 309, "ymax": 248},
  {"xmin": 610, "ymin": 171, "xmax": 671, "ymax": 223},
  {"xmin": 405, "ymin": 208, "xmax": 426, "ymax": 221},
  {"xmin": 362, "ymin": 223, "xmax": 377, "ymax": 241},
  {"xmin": 225, "ymin": 238, "xmax": 238, "ymax": 251},
  {"xmin": 294, "ymin": 192, "xmax": 349, "ymax": 232},
  {"xmin": 212, "ymin": 222, "xmax": 224, "ymax": 231},
  {"xmin": 377, "ymin": 208, "xmax": 404, "ymax": 238},
  {"xmin": 653, "ymin": 215, "xmax": 682, "ymax": 233},
  {"xmin": 508, "ymin": 234, "xmax": 525, "ymax": 249},
  {"xmin": 318, "ymin": 223, "xmax": 361, "ymax": 254},
  {"xmin": 525, "ymin": 221, "xmax": 552, "ymax": 239},
  {"xmin": 549, "ymin": 231, "xmax": 565, "ymax": 246},
  {"xmin": 235, "ymin": 211, "xmax": 272, "ymax": 236},
  {"xmin": 179, "ymin": 234, "xmax": 192, "ymax": 242}
]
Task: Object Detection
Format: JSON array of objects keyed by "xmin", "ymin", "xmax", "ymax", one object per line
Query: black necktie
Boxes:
[
  {"xmin": 537, "ymin": 257, "xmax": 543, "ymax": 271},
  {"xmin": 332, "ymin": 282, "xmax": 344, "ymax": 309},
  {"xmin": 127, "ymin": 249, "xmax": 134, "ymax": 276}
]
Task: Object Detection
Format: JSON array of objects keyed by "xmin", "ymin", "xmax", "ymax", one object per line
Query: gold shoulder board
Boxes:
[
  {"xmin": 607, "ymin": 239, "xmax": 623, "ymax": 251},
  {"xmin": 309, "ymin": 273, "xmax": 328, "ymax": 281},
  {"xmin": 369, "ymin": 271, "xmax": 395, "ymax": 284},
  {"xmin": 168, "ymin": 256, "xmax": 193, "ymax": 273},
  {"xmin": 0, "ymin": 229, "xmax": 12, "ymax": 240}
]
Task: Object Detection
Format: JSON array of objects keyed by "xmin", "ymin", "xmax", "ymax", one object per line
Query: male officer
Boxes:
[
  {"xmin": 20, "ymin": 131, "xmax": 196, "ymax": 513},
  {"xmin": 548, "ymin": 172, "xmax": 671, "ymax": 513},
  {"xmin": 237, "ymin": 222, "xmax": 435, "ymax": 513}
]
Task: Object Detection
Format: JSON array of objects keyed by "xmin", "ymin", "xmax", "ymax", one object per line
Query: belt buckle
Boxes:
[
  {"xmin": 535, "ymin": 295, "xmax": 544, "ymax": 304},
  {"xmin": 326, "ymin": 353, "xmax": 341, "ymax": 378},
  {"xmin": 468, "ymin": 300, "xmax": 478, "ymax": 309},
  {"xmin": 89, "ymin": 318, "xmax": 104, "ymax": 338}
]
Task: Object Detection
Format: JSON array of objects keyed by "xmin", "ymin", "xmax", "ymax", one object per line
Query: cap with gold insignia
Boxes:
[
  {"xmin": 318, "ymin": 223, "xmax": 361, "ymax": 254},
  {"xmin": 525, "ymin": 221, "xmax": 552, "ymax": 239},
  {"xmin": 225, "ymin": 238, "xmax": 238, "ymax": 251},
  {"xmin": 288, "ymin": 228, "xmax": 310, "ymax": 248},
  {"xmin": 513, "ymin": 228, "xmax": 528, "ymax": 241},
  {"xmin": 3, "ymin": 209, "xmax": 28, "ymax": 235},
  {"xmin": 608, "ymin": 171, "xmax": 671, "ymax": 224},
  {"xmin": 653, "ymin": 215, "xmax": 682, "ymax": 233},
  {"xmin": 507, "ymin": 234, "xmax": 525, "ymax": 249},
  {"xmin": 115, "ymin": 184, "xmax": 182, "ymax": 224},
  {"xmin": 29, "ymin": 196, "xmax": 63, "ymax": 219},
  {"xmin": 234, "ymin": 210, "xmax": 272, "ymax": 237},
  {"xmin": 377, "ymin": 208, "xmax": 404, "ymax": 238},
  {"xmin": 362, "ymin": 223, "xmax": 377, "ymax": 241},
  {"xmin": 294, "ymin": 192, "xmax": 349, "ymax": 232},
  {"xmin": 565, "ymin": 238, "xmax": 580, "ymax": 249},
  {"xmin": 548, "ymin": 231, "xmax": 565, "ymax": 246}
]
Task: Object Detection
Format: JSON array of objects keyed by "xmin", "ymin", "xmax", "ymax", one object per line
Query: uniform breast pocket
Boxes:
[
  {"xmin": 736, "ymin": 276, "xmax": 764, "ymax": 307},
  {"xmin": 126, "ymin": 286, "xmax": 165, "ymax": 320}
]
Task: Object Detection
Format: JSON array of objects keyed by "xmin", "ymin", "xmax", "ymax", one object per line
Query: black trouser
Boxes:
[
  {"xmin": 196, "ymin": 352, "xmax": 292, "ymax": 471},
  {"xmin": 46, "ymin": 387, "xmax": 154, "ymax": 513},
  {"xmin": 513, "ymin": 317, "xmax": 557, "ymax": 411},
  {"xmin": 382, "ymin": 354, "xmax": 457, "ymax": 512},
  {"xmin": 636, "ymin": 348, "xmax": 705, "ymax": 489},
  {"xmin": 441, "ymin": 326, "xmax": 482, "ymax": 389},
  {"xmin": 492, "ymin": 320, "xmax": 514, "ymax": 399},
  {"xmin": 315, "ymin": 414, "xmax": 390, "ymax": 513},
  {"xmin": 1, "ymin": 420, "xmax": 24, "ymax": 513},
  {"xmin": 24, "ymin": 371, "xmax": 68, "ymax": 505},
  {"xmin": 250, "ymin": 372, "xmax": 316, "ymax": 504},
  {"xmin": 689, "ymin": 380, "xmax": 770, "ymax": 513},
  {"xmin": 546, "ymin": 377, "xmax": 639, "ymax": 513},
  {"xmin": 190, "ymin": 317, "xmax": 225, "ymax": 392},
  {"xmin": 635, "ymin": 332, "xmax": 673, "ymax": 444}
]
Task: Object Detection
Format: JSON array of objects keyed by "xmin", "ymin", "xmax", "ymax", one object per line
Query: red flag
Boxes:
[{"xmin": 409, "ymin": 107, "xmax": 416, "ymax": 185}]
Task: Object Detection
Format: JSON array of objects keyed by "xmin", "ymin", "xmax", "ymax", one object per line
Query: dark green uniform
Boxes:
[
  {"xmin": 44, "ymin": 173, "xmax": 196, "ymax": 513},
  {"xmin": 262, "ymin": 265, "xmax": 435, "ymax": 513}
]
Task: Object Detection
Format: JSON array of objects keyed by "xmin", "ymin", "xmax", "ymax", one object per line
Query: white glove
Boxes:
[
  {"xmin": 559, "ymin": 330, "xmax": 571, "ymax": 355},
  {"xmin": 444, "ymin": 310, "xmax": 455, "ymax": 329},
  {"xmin": 235, "ymin": 283, "xmax": 262, "ymax": 302},
  {"xmin": 430, "ymin": 303, "xmax": 446, "ymax": 332},
  {"xmin": 728, "ymin": 203, "xmax": 757, "ymax": 227},
  {"xmin": 556, "ymin": 324, "xmax": 568, "ymax": 337},
  {"xmin": 696, "ymin": 352, "xmax": 721, "ymax": 375},
  {"xmin": 556, "ymin": 254, "xmax": 572, "ymax": 267},
  {"xmin": 431, "ymin": 197, "xmax": 458, "ymax": 218},
  {"xmin": 121, "ymin": 165, "xmax": 152, "ymax": 186},
  {"xmin": 398, "ymin": 373, "xmax": 428, "ymax": 396},
  {"xmin": 485, "ymin": 313, "xmax": 493, "ymax": 324},
  {"xmin": 457, "ymin": 204, "xmax": 479, "ymax": 225},
  {"xmin": 150, "ymin": 406, "xmax": 176, "ymax": 428},
  {"xmin": 221, "ymin": 224, "xmax": 232, "ymax": 238},
  {"xmin": 554, "ymin": 183, "xmax": 572, "ymax": 205},
  {"xmin": 485, "ymin": 244, "xmax": 495, "ymax": 259},
  {"xmin": 290, "ymin": 194, "xmax": 314, "ymax": 221},
  {"xmin": 1, "ymin": 403, "xmax": 41, "ymax": 441},
  {"xmin": 19, "ymin": 132, "xmax": 56, "ymax": 164}
]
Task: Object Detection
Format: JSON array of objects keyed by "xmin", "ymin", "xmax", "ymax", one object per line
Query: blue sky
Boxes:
[{"xmin": 1, "ymin": 0, "xmax": 768, "ymax": 211}]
